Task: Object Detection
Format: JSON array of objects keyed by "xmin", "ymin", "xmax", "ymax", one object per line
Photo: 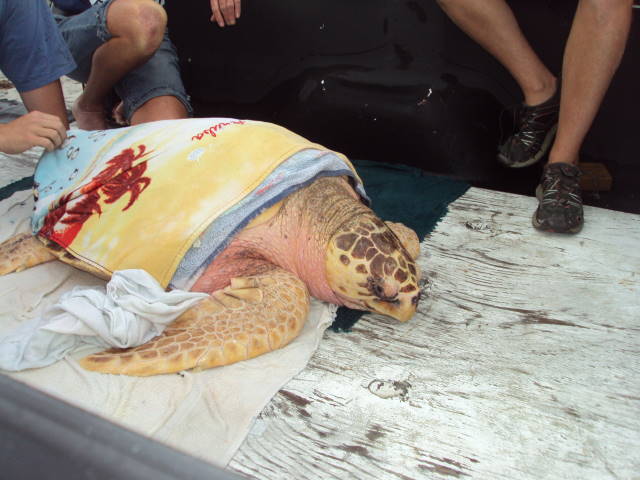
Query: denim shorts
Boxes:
[{"xmin": 55, "ymin": 0, "xmax": 192, "ymax": 122}]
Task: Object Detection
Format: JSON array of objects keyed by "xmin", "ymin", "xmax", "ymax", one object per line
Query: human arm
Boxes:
[
  {"xmin": 209, "ymin": 0, "xmax": 241, "ymax": 27},
  {"xmin": 0, "ymin": 0, "xmax": 75, "ymax": 129},
  {"xmin": 20, "ymin": 79, "xmax": 70, "ymax": 130},
  {"xmin": 0, "ymin": 111, "xmax": 67, "ymax": 154},
  {"xmin": 0, "ymin": 78, "xmax": 70, "ymax": 154}
]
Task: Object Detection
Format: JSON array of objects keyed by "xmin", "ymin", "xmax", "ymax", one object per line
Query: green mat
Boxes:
[
  {"xmin": 0, "ymin": 176, "xmax": 33, "ymax": 201},
  {"xmin": 0, "ymin": 163, "xmax": 469, "ymax": 331}
]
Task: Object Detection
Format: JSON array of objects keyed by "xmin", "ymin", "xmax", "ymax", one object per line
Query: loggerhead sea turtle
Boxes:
[{"xmin": 0, "ymin": 119, "xmax": 422, "ymax": 376}]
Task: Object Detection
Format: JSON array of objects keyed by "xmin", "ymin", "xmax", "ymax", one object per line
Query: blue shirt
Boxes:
[{"xmin": 0, "ymin": 0, "xmax": 76, "ymax": 92}]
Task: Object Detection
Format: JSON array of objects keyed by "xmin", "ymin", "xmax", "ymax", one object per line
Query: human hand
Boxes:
[
  {"xmin": 209, "ymin": 0, "xmax": 241, "ymax": 27},
  {"xmin": 0, "ymin": 111, "xmax": 67, "ymax": 154}
]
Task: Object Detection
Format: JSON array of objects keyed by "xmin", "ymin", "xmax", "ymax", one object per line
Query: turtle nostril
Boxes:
[
  {"xmin": 411, "ymin": 291, "xmax": 421, "ymax": 305},
  {"xmin": 368, "ymin": 277, "xmax": 398, "ymax": 302}
]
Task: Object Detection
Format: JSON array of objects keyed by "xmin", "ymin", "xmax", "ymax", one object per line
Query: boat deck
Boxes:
[
  {"xmin": 230, "ymin": 187, "xmax": 640, "ymax": 479},
  {"xmin": 2, "ymin": 75, "xmax": 639, "ymax": 479}
]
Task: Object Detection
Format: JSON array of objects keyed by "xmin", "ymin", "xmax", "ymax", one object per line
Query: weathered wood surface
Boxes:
[{"xmin": 230, "ymin": 188, "xmax": 640, "ymax": 479}]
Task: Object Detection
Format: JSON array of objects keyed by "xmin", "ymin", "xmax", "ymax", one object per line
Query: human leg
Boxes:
[
  {"xmin": 548, "ymin": 0, "xmax": 633, "ymax": 166},
  {"xmin": 61, "ymin": 0, "xmax": 168, "ymax": 129},
  {"xmin": 436, "ymin": 0, "xmax": 560, "ymax": 168},
  {"xmin": 128, "ymin": 96, "xmax": 188, "ymax": 125},
  {"xmin": 0, "ymin": 0, "xmax": 75, "ymax": 128},
  {"xmin": 112, "ymin": 31, "xmax": 191, "ymax": 125},
  {"xmin": 533, "ymin": 0, "xmax": 632, "ymax": 233},
  {"xmin": 436, "ymin": 0, "xmax": 556, "ymax": 106}
]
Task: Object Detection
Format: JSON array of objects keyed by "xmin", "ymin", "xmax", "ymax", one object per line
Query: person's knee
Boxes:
[{"xmin": 108, "ymin": 0, "xmax": 167, "ymax": 56}]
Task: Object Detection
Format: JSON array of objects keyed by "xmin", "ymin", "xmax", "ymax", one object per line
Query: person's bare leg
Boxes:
[
  {"xmin": 129, "ymin": 95, "xmax": 188, "ymax": 125},
  {"xmin": 20, "ymin": 80, "xmax": 70, "ymax": 129},
  {"xmin": 73, "ymin": 0, "xmax": 167, "ymax": 130},
  {"xmin": 436, "ymin": 0, "xmax": 556, "ymax": 106},
  {"xmin": 548, "ymin": 0, "xmax": 632, "ymax": 166}
]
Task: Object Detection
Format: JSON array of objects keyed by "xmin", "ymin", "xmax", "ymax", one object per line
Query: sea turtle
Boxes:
[{"xmin": 0, "ymin": 119, "xmax": 421, "ymax": 376}]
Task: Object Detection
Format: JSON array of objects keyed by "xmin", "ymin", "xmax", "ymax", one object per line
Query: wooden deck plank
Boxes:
[{"xmin": 229, "ymin": 187, "xmax": 640, "ymax": 479}]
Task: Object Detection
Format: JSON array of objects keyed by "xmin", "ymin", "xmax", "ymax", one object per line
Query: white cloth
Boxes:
[
  {"xmin": 0, "ymin": 188, "xmax": 335, "ymax": 467},
  {"xmin": 0, "ymin": 269, "xmax": 208, "ymax": 371}
]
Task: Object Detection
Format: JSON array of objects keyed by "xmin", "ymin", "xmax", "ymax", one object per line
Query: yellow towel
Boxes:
[{"xmin": 34, "ymin": 119, "xmax": 357, "ymax": 286}]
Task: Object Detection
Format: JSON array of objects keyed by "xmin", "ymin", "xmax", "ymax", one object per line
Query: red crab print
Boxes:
[
  {"xmin": 40, "ymin": 145, "xmax": 153, "ymax": 247},
  {"xmin": 40, "ymin": 191, "xmax": 102, "ymax": 247},
  {"xmin": 96, "ymin": 146, "xmax": 152, "ymax": 210}
]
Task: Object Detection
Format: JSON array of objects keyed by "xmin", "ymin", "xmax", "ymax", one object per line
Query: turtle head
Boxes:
[{"xmin": 325, "ymin": 215, "xmax": 421, "ymax": 322}]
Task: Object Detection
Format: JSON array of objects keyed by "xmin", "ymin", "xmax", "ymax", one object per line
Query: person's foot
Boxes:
[
  {"xmin": 498, "ymin": 88, "xmax": 560, "ymax": 168},
  {"xmin": 112, "ymin": 101, "xmax": 128, "ymax": 126},
  {"xmin": 532, "ymin": 162, "xmax": 584, "ymax": 234},
  {"xmin": 72, "ymin": 96, "xmax": 107, "ymax": 130}
]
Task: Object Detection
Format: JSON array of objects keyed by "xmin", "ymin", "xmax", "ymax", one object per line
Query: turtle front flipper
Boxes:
[
  {"xmin": 0, "ymin": 233, "xmax": 56, "ymax": 275},
  {"xmin": 79, "ymin": 267, "xmax": 310, "ymax": 376}
]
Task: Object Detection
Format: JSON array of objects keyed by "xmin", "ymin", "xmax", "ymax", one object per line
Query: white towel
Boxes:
[
  {"xmin": 0, "ymin": 188, "xmax": 335, "ymax": 467},
  {"xmin": 0, "ymin": 269, "xmax": 207, "ymax": 371}
]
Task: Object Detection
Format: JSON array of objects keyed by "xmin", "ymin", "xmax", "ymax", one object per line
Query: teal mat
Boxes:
[
  {"xmin": 0, "ymin": 176, "xmax": 33, "ymax": 201},
  {"xmin": 351, "ymin": 159, "xmax": 469, "ymax": 240},
  {"xmin": 0, "ymin": 163, "xmax": 469, "ymax": 331}
]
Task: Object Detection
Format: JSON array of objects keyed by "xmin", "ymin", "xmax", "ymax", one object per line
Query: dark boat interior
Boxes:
[{"xmin": 166, "ymin": 0, "xmax": 639, "ymax": 214}]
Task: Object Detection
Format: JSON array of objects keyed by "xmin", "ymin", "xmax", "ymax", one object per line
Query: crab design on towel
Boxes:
[
  {"xmin": 0, "ymin": 118, "xmax": 421, "ymax": 376},
  {"xmin": 39, "ymin": 144, "xmax": 152, "ymax": 248}
]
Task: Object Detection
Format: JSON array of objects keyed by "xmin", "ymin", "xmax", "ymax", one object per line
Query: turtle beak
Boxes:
[
  {"xmin": 327, "ymin": 260, "xmax": 421, "ymax": 322},
  {"xmin": 363, "ymin": 273, "xmax": 421, "ymax": 322},
  {"xmin": 367, "ymin": 290, "xmax": 420, "ymax": 322}
]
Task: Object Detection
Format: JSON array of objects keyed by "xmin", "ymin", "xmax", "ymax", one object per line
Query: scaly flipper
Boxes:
[
  {"xmin": 79, "ymin": 267, "xmax": 310, "ymax": 376},
  {"xmin": 0, "ymin": 233, "xmax": 56, "ymax": 275}
]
